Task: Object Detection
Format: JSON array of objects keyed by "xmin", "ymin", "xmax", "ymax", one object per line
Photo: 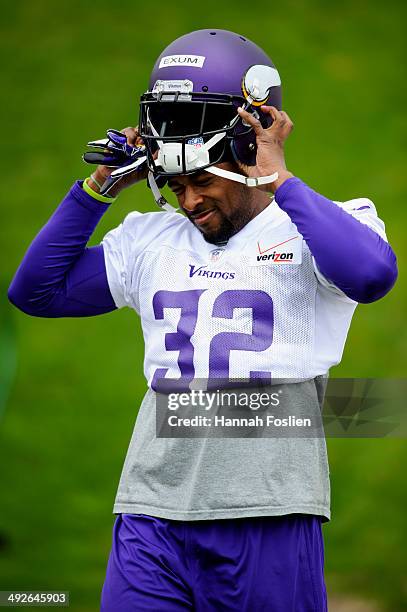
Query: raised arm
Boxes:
[
  {"xmin": 7, "ymin": 181, "xmax": 117, "ymax": 317},
  {"xmin": 274, "ymin": 177, "xmax": 398, "ymax": 303},
  {"xmin": 8, "ymin": 127, "xmax": 146, "ymax": 318},
  {"xmin": 237, "ymin": 105, "xmax": 398, "ymax": 303}
]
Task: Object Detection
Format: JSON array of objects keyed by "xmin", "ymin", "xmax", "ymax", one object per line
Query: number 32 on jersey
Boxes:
[{"xmin": 151, "ymin": 289, "xmax": 274, "ymax": 391}]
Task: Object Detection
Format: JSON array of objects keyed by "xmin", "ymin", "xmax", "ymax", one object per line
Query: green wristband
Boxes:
[{"xmin": 82, "ymin": 177, "xmax": 117, "ymax": 203}]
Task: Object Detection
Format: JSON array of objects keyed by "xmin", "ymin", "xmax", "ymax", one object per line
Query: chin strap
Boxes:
[
  {"xmin": 148, "ymin": 172, "xmax": 178, "ymax": 212},
  {"xmin": 147, "ymin": 167, "xmax": 279, "ymax": 214},
  {"xmin": 205, "ymin": 166, "xmax": 279, "ymax": 188}
]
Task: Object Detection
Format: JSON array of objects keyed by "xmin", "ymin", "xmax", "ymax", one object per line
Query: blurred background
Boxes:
[{"xmin": 0, "ymin": 0, "xmax": 406, "ymax": 610}]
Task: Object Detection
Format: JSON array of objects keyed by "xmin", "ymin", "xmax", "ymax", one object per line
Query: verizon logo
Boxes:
[
  {"xmin": 256, "ymin": 235, "xmax": 299, "ymax": 264},
  {"xmin": 256, "ymin": 252, "xmax": 294, "ymax": 262}
]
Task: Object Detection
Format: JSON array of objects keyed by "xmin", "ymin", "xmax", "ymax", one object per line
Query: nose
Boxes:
[{"xmin": 182, "ymin": 185, "xmax": 205, "ymax": 214}]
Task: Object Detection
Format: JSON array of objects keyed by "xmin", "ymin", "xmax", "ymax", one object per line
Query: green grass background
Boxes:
[{"xmin": 0, "ymin": 0, "xmax": 406, "ymax": 609}]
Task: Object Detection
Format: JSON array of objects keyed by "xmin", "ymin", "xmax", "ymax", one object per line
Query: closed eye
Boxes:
[
  {"xmin": 168, "ymin": 182, "xmax": 184, "ymax": 195},
  {"xmin": 193, "ymin": 178, "xmax": 212, "ymax": 188},
  {"xmin": 168, "ymin": 176, "xmax": 212, "ymax": 194},
  {"xmin": 170, "ymin": 187, "xmax": 185, "ymax": 197}
]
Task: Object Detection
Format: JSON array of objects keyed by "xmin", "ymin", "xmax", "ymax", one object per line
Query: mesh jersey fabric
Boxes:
[{"xmin": 101, "ymin": 192, "xmax": 387, "ymax": 520}]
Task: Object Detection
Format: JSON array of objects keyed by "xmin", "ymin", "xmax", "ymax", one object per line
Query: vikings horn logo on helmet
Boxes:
[{"xmin": 241, "ymin": 65, "xmax": 282, "ymax": 106}]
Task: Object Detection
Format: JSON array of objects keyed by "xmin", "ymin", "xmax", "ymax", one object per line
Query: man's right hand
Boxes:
[{"xmin": 88, "ymin": 126, "xmax": 148, "ymax": 198}]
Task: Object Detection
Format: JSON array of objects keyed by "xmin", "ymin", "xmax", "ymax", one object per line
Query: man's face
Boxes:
[{"xmin": 168, "ymin": 163, "xmax": 259, "ymax": 244}]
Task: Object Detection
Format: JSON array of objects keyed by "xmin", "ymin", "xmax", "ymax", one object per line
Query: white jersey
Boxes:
[
  {"xmin": 102, "ymin": 196, "xmax": 387, "ymax": 388},
  {"xmin": 101, "ymin": 193, "xmax": 387, "ymax": 522}
]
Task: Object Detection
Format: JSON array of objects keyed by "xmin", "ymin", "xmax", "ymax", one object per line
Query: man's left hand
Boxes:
[{"xmin": 237, "ymin": 105, "xmax": 295, "ymax": 193}]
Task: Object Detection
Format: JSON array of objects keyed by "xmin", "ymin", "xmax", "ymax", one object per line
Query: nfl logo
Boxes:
[
  {"xmin": 209, "ymin": 248, "xmax": 225, "ymax": 262},
  {"xmin": 187, "ymin": 136, "xmax": 205, "ymax": 149}
]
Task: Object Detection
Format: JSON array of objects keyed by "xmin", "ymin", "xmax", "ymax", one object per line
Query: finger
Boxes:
[
  {"xmin": 134, "ymin": 125, "xmax": 144, "ymax": 146},
  {"xmin": 280, "ymin": 111, "xmax": 294, "ymax": 126},
  {"xmin": 83, "ymin": 151, "xmax": 122, "ymax": 166},
  {"xmin": 237, "ymin": 107, "xmax": 264, "ymax": 136},
  {"xmin": 260, "ymin": 105, "xmax": 283, "ymax": 123},
  {"xmin": 121, "ymin": 127, "xmax": 139, "ymax": 146},
  {"xmin": 110, "ymin": 155, "xmax": 147, "ymax": 177},
  {"xmin": 278, "ymin": 111, "xmax": 294, "ymax": 136},
  {"xmin": 260, "ymin": 107, "xmax": 294, "ymax": 139},
  {"xmin": 121, "ymin": 126, "xmax": 145, "ymax": 148}
]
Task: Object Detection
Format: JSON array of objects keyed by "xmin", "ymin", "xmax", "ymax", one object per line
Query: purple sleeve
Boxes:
[
  {"xmin": 7, "ymin": 181, "xmax": 117, "ymax": 317},
  {"xmin": 274, "ymin": 177, "xmax": 398, "ymax": 303}
]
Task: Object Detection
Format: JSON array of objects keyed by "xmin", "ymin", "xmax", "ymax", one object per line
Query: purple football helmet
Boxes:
[{"xmin": 139, "ymin": 29, "xmax": 282, "ymax": 178}]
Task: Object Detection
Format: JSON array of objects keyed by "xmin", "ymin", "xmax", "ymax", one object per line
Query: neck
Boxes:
[{"xmin": 247, "ymin": 189, "xmax": 274, "ymax": 223}]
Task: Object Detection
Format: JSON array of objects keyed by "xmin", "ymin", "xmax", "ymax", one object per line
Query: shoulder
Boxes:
[
  {"xmin": 121, "ymin": 209, "xmax": 187, "ymax": 237},
  {"xmin": 332, "ymin": 196, "xmax": 377, "ymax": 214},
  {"xmin": 101, "ymin": 208, "xmax": 201, "ymax": 263},
  {"xmin": 103, "ymin": 209, "xmax": 189, "ymax": 251},
  {"xmin": 123, "ymin": 209, "xmax": 196, "ymax": 254},
  {"xmin": 331, "ymin": 196, "xmax": 387, "ymax": 240}
]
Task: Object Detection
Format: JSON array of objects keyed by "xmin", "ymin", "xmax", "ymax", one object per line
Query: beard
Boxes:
[
  {"xmin": 186, "ymin": 192, "xmax": 256, "ymax": 245},
  {"xmin": 201, "ymin": 215, "xmax": 235, "ymax": 245}
]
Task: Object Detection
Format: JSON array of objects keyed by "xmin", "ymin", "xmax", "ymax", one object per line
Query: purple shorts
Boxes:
[{"xmin": 101, "ymin": 513, "xmax": 327, "ymax": 611}]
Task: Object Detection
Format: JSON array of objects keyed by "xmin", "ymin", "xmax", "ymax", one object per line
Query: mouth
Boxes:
[{"xmin": 191, "ymin": 209, "xmax": 216, "ymax": 225}]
